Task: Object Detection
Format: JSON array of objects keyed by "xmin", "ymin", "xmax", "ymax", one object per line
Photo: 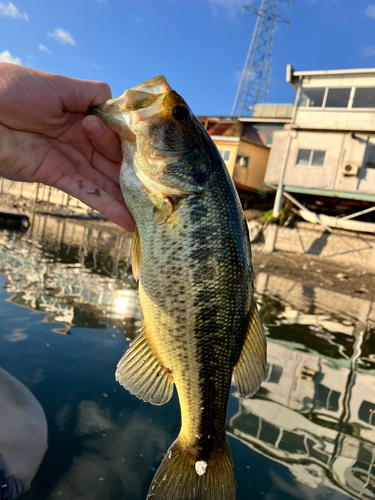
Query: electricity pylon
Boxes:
[{"xmin": 231, "ymin": 0, "xmax": 290, "ymax": 117}]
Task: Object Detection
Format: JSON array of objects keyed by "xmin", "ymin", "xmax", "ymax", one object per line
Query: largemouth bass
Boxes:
[{"xmin": 90, "ymin": 76, "xmax": 266, "ymax": 500}]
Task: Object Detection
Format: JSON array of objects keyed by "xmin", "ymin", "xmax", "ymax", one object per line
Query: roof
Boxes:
[
  {"xmin": 238, "ymin": 117, "xmax": 291, "ymax": 123},
  {"xmin": 286, "ymin": 63, "xmax": 375, "ymax": 89},
  {"xmin": 207, "ymin": 123, "xmax": 236, "ymax": 136}
]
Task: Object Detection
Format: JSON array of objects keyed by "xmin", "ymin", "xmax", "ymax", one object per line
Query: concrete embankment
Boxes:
[{"xmin": 251, "ymin": 221, "xmax": 375, "ymax": 274}]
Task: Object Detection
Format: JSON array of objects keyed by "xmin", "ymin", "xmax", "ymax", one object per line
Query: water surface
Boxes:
[{"xmin": 0, "ymin": 214, "xmax": 374, "ymax": 500}]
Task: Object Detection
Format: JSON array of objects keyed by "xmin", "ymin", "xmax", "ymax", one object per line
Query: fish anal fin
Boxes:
[
  {"xmin": 131, "ymin": 226, "xmax": 141, "ymax": 281},
  {"xmin": 148, "ymin": 438, "xmax": 236, "ymax": 500},
  {"xmin": 115, "ymin": 324, "xmax": 174, "ymax": 406},
  {"xmin": 233, "ymin": 301, "xmax": 267, "ymax": 398}
]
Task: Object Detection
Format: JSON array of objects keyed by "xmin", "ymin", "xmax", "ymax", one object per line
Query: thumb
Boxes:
[{"xmin": 82, "ymin": 115, "xmax": 122, "ymax": 163}]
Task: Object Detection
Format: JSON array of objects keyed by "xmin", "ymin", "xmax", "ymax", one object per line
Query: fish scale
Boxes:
[{"xmin": 90, "ymin": 75, "xmax": 267, "ymax": 500}]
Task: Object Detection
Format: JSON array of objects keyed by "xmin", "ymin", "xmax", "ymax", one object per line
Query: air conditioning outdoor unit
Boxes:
[{"xmin": 342, "ymin": 163, "xmax": 358, "ymax": 176}]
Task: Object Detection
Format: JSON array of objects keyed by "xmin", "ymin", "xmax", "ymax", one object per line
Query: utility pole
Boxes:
[{"xmin": 231, "ymin": 0, "xmax": 290, "ymax": 117}]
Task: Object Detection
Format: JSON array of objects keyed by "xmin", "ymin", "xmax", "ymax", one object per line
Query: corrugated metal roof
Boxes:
[{"xmin": 207, "ymin": 123, "xmax": 238, "ymax": 136}]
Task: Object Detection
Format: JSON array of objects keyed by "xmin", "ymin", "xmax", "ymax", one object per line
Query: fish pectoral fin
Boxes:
[
  {"xmin": 233, "ymin": 300, "xmax": 267, "ymax": 398},
  {"xmin": 115, "ymin": 324, "xmax": 174, "ymax": 406},
  {"xmin": 131, "ymin": 225, "xmax": 141, "ymax": 281},
  {"xmin": 153, "ymin": 196, "xmax": 184, "ymax": 225}
]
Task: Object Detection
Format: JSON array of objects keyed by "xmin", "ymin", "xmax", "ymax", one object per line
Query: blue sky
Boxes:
[{"xmin": 1, "ymin": 0, "xmax": 375, "ymax": 115}]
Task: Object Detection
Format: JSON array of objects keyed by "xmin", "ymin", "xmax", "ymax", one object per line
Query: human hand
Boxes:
[{"xmin": 0, "ymin": 63, "xmax": 134, "ymax": 231}]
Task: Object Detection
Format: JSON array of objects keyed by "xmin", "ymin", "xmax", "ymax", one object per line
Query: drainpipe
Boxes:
[{"xmin": 272, "ymin": 78, "xmax": 301, "ymax": 218}]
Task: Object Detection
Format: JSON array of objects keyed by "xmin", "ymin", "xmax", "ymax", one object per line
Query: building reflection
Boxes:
[
  {"xmin": 228, "ymin": 273, "xmax": 375, "ymax": 500},
  {"xmin": 0, "ymin": 214, "xmax": 142, "ymax": 336}
]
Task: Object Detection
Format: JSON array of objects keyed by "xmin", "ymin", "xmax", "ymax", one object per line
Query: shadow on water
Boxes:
[{"xmin": 0, "ymin": 214, "xmax": 375, "ymax": 499}]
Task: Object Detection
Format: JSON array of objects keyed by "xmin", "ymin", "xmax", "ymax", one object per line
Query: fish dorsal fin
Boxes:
[
  {"xmin": 115, "ymin": 324, "xmax": 174, "ymax": 405},
  {"xmin": 233, "ymin": 300, "xmax": 267, "ymax": 398},
  {"xmin": 131, "ymin": 226, "xmax": 141, "ymax": 281}
]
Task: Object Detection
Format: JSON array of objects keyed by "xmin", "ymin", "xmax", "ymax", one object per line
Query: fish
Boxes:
[{"xmin": 90, "ymin": 75, "xmax": 267, "ymax": 500}]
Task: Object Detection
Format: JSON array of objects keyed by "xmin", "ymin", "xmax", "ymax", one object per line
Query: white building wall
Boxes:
[{"xmin": 265, "ymin": 130, "xmax": 375, "ymax": 196}]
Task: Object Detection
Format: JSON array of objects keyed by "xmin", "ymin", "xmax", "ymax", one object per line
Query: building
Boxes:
[
  {"xmin": 265, "ymin": 65, "xmax": 375, "ymax": 204},
  {"xmin": 198, "ymin": 103, "xmax": 292, "ymax": 192}
]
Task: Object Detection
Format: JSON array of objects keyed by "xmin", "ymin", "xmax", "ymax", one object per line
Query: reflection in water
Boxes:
[
  {"xmin": 228, "ymin": 273, "xmax": 375, "ymax": 500},
  {"xmin": 0, "ymin": 215, "xmax": 375, "ymax": 499},
  {"xmin": 0, "ymin": 214, "xmax": 142, "ymax": 337}
]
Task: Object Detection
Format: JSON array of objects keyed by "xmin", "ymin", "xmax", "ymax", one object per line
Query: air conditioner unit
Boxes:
[{"xmin": 342, "ymin": 163, "xmax": 358, "ymax": 176}]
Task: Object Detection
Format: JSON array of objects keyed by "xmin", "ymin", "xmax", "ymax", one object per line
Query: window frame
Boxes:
[
  {"xmin": 235, "ymin": 154, "xmax": 249, "ymax": 169},
  {"xmin": 296, "ymin": 148, "xmax": 326, "ymax": 168},
  {"xmin": 219, "ymin": 149, "xmax": 231, "ymax": 162},
  {"xmin": 325, "ymin": 87, "xmax": 352, "ymax": 109},
  {"xmin": 352, "ymin": 87, "xmax": 375, "ymax": 109},
  {"xmin": 298, "ymin": 85, "xmax": 375, "ymax": 111}
]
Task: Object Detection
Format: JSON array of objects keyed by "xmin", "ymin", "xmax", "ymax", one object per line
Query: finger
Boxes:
[
  {"xmin": 52, "ymin": 141, "xmax": 122, "ymax": 198},
  {"xmin": 82, "ymin": 115, "xmax": 123, "ymax": 163},
  {"xmin": 54, "ymin": 172, "xmax": 135, "ymax": 232},
  {"xmin": 53, "ymin": 75, "xmax": 113, "ymax": 111}
]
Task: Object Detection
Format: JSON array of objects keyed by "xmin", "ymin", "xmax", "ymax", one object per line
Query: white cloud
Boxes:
[
  {"xmin": 365, "ymin": 4, "xmax": 375, "ymax": 18},
  {"xmin": 92, "ymin": 63, "xmax": 103, "ymax": 70},
  {"xmin": 0, "ymin": 49, "xmax": 22, "ymax": 65},
  {"xmin": 362, "ymin": 46, "xmax": 375, "ymax": 57},
  {"xmin": 38, "ymin": 43, "xmax": 52, "ymax": 54},
  {"xmin": 208, "ymin": 0, "xmax": 244, "ymax": 18},
  {"xmin": 48, "ymin": 29, "xmax": 76, "ymax": 46},
  {"xmin": 130, "ymin": 13, "xmax": 141, "ymax": 22},
  {"xmin": 0, "ymin": 2, "xmax": 28, "ymax": 21}
]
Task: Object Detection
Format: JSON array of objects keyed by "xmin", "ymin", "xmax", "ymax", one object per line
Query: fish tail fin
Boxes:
[{"xmin": 147, "ymin": 437, "xmax": 236, "ymax": 500}]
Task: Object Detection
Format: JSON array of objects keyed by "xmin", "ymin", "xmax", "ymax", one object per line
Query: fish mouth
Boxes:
[
  {"xmin": 89, "ymin": 95, "xmax": 137, "ymax": 145},
  {"xmin": 89, "ymin": 75, "xmax": 172, "ymax": 145}
]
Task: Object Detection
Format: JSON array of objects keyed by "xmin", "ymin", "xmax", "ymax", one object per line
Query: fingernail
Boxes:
[{"xmin": 82, "ymin": 116, "xmax": 103, "ymax": 137}]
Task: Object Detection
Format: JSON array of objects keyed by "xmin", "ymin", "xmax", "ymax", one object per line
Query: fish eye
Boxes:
[{"xmin": 172, "ymin": 105, "xmax": 190, "ymax": 122}]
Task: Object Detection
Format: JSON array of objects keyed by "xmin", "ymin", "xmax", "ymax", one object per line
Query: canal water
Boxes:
[{"xmin": 0, "ymin": 214, "xmax": 374, "ymax": 500}]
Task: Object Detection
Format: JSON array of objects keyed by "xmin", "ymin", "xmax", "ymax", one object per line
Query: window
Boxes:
[
  {"xmin": 296, "ymin": 149, "xmax": 325, "ymax": 167},
  {"xmin": 315, "ymin": 383, "xmax": 340, "ymax": 412},
  {"xmin": 299, "ymin": 88, "xmax": 325, "ymax": 108},
  {"xmin": 264, "ymin": 364, "xmax": 283, "ymax": 384},
  {"xmin": 235, "ymin": 154, "xmax": 249, "ymax": 169},
  {"xmin": 266, "ymin": 133, "xmax": 273, "ymax": 146},
  {"xmin": 219, "ymin": 150, "xmax": 230, "ymax": 162},
  {"xmin": 311, "ymin": 151, "xmax": 325, "ymax": 166},
  {"xmin": 366, "ymin": 144, "xmax": 375, "ymax": 169},
  {"xmin": 325, "ymin": 88, "xmax": 351, "ymax": 108},
  {"xmin": 358, "ymin": 401, "xmax": 375, "ymax": 425},
  {"xmin": 296, "ymin": 149, "xmax": 311, "ymax": 165},
  {"xmin": 353, "ymin": 87, "xmax": 375, "ymax": 108}
]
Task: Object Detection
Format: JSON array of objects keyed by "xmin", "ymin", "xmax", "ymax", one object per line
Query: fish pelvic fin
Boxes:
[
  {"xmin": 115, "ymin": 324, "xmax": 174, "ymax": 405},
  {"xmin": 233, "ymin": 300, "xmax": 267, "ymax": 398},
  {"xmin": 147, "ymin": 438, "xmax": 236, "ymax": 500},
  {"xmin": 131, "ymin": 225, "xmax": 141, "ymax": 281}
]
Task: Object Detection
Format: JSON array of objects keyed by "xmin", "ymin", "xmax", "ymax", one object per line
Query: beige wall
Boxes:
[
  {"xmin": 295, "ymin": 108, "xmax": 375, "ymax": 132},
  {"xmin": 265, "ymin": 130, "xmax": 375, "ymax": 196},
  {"xmin": 232, "ymin": 141, "xmax": 269, "ymax": 190},
  {"xmin": 296, "ymin": 73, "xmax": 375, "ymax": 132},
  {"xmin": 211, "ymin": 139, "xmax": 239, "ymax": 176}
]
